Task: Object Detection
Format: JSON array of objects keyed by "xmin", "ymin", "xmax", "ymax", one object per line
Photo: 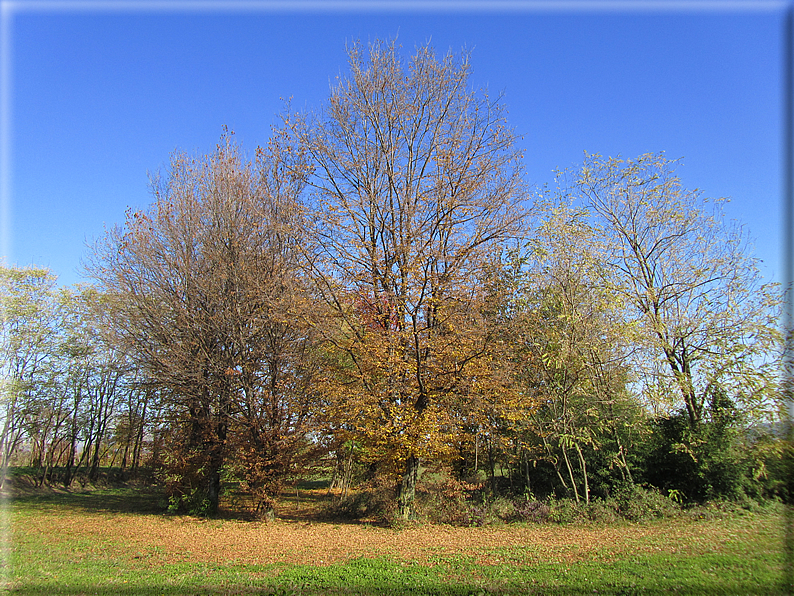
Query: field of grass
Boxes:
[{"xmin": 5, "ymin": 485, "xmax": 787, "ymax": 595}]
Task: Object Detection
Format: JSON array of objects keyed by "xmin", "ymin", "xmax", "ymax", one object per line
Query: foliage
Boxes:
[
  {"xmin": 0, "ymin": 268, "xmax": 152, "ymax": 490},
  {"xmin": 577, "ymin": 152, "xmax": 782, "ymax": 427},
  {"xmin": 88, "ymin": 131, "xmax": 318, "ymax": 515},
  {"xmin": 0, "ymin": 266, "xmax": 60, "ymax": 486},
  {"xmin": 414, "ymin": 468, "xmax": 481, "ymax": 525},
  {"xmin": 640, "ymin": 388, "xmax": 769, "ymax": 503},
  {"xmin": 286, "ymin": 39, "xmax": 526, "ymax": 520},
  {"xmin": 4, "ymin": 39, "xmax": 786, "ymax": 521},
  {"xmin": 609, "ymin": 483, "xmax": 681, "ymax": 521},
  {"xmin": 489, "ymin": 197, "xmax": 643, "ymax": 504}
]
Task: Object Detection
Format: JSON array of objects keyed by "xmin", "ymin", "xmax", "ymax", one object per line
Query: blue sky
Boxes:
[{"xmin": 0, "ymin": 1, "xmax": 787, "ymax": 288}]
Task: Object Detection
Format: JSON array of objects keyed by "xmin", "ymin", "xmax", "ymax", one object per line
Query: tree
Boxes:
[
  {"xmin": 61, "ymin": 288, "xmax": 131, "ymax": 483},
  {"xmin": 88, "ymin": 132, "xmax": 316, "ymax": 515},
  {"xmin": 577, "ymin": 153, "xmax": 782, "ymax": 428},
  {"xmin": 0, "ymin": 270, "xmax": 141, "ymax": 488},
  {"xmin": 0, "ymin": 266, "xmax": 59, "ymax": 488},
  {"xmin": 286, "ymin": 40, "xmax": 526, "ymax": 519},
  {"xmin": 503, "ymin": 198, "xmax": 639, "ymax": 502}
]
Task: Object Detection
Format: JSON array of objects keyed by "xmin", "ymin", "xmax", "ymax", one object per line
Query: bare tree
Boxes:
[
  {"xmin": 88, "ymin": 132, "xmax": 316, "ymax": 515},
  {"xmin": 286, "ymin": 40, "xmax": 526, "ymax": 519}
]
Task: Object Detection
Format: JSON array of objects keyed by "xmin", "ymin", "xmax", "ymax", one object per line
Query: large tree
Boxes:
[
  {"xmin": 286, "ymin": 40, "xmax": 526, "ymax": 519},
  {"xmin": 577, "ymin": 153, "xmax": 781, "ymax": 427},
  {"xmin": 89, "ymin": 132, "xmax": 316, "ymax": 515}
]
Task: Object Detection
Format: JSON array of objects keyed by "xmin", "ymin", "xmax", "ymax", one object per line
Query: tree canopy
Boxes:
[{"xmin": 2, "ymin": 40, "xmax": 784, "ymax": 517}]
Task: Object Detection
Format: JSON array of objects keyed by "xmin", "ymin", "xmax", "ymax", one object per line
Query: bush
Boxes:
[
  {"xmin": 460, "ymin": 497, "xmax": 514, "ymax": 527},
  {"xmin": 611, "ymin": 483, "xmax": 680, "ymax": 521},
  {"xmin": 511, "ymin": 499, "xmax": 551, "ymax": 523},
  {"xmin": 546, "ymin": 497, "xmax": 589, "ymax": 524},
  {"xmin": 639, "ymin": 390, "xmax": 763, "ymax": 503},
  {"xmin": 415, "ymin": 472, "xmax": 478, "ymax": 525},
  {"xmin": 541, "ymin": 484, "xmax": 680, "ymax": 525},
  {"xmin": 415, "ymin": 469, "xmax": 556, "ymax": 527},
  {"xmin": 321, "ymin": 475, "xmax": 396, "ymax": 523},
  {"xmin": 416, "ymin": 470, "xmax": 553, "ymax": 526},
  {"xmin": 582, "ymin": 500, "xmax": 620, "ymax": 524}
]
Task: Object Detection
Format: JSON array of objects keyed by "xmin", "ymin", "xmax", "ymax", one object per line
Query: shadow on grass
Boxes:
[
  {"xmin": 8, "ymin": 485, "xmax": 386, "ymax": 526},
  {"xmin": 8, "ymin": 486, "xmax": 166, "ymax": 516}
]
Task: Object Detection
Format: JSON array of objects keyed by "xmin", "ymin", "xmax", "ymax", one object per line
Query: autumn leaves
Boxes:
[{"xmin": 85, "ymin": 40, "xmax": 781, "ymax": 519}]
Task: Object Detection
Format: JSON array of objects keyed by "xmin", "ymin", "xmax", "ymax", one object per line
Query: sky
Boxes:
[{"xmin": 0, "ymin": 0, "xmax": 788, "ymax": 288}]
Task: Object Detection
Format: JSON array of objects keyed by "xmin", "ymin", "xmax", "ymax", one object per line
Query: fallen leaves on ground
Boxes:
[{"xmin": 12, "ymin": 490, "xmax": 777, "ymax": 569}]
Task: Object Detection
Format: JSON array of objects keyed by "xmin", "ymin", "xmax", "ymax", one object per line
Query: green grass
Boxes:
[
  {"xmin": 9, "ymin": 549, "xmax": 786, "ymax": 595},
  {"xmin": 6, "ymin": 487, "xmax": 787, "ymax": 595}
]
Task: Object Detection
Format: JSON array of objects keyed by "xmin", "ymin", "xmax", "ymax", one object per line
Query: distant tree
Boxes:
[
  {"xmin": 59, "ymin": 288, "xmax": 131, "ymax": 483},
  {"xmin": 88, "ymin": 132, "xmax": 317, "ymax": 515},
  {"xmin": 285, "ymin": 40, "xmax": 526, "ymax": 519},
  {"xmin": 0, "ymin": 266, "xmax": 59, "ymax": 488}
]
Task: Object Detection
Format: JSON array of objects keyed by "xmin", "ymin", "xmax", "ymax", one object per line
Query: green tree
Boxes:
[
  {"xmin": 504, "ymin": 199, "xmax": 640, "ymax": 502},
  {"xmin": 577, "ymin": 153, "xmax": 782, "ymax": 428},
  {"xmin": 55, "ymin": 287, "xmax": 133, "ymax": 484},
  {"xmin": 0, "ymin": 266, "xmax": 59, "ymax": 488}
]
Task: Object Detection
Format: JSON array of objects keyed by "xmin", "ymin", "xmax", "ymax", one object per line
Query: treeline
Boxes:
[
  {"xmin": 0, "ymin": 272, "xmax": 158, "ymax": 487},
  {"xmin": 1, "ymin": 40, "xmax": 786, "ymax": 520}
]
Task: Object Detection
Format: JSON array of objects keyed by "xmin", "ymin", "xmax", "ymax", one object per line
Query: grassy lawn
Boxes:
[{"xmin": 5, "ymin": 487, "xmax": 786, "ymax": 595}]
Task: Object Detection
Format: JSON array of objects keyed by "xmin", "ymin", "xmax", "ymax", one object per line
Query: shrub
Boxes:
[
  {"xmin": 547, "ymin": 498, "xmax": 588, "ymax": 524},
  {"xmin": 611, "ymin": 483, "xmax": 680, "ymax": 521},
  {"xmin": 541, "ymin": 485, "xmax": 680, "ymax": 525},
  {"xmin": 640, "ymin": 390, "xmax": 763, "ymax": 504},
  {"xmin": 415, "ymin": 472, "xmax": 478, "ymax": 525},
  {"xmin": 321, "ymin": 475, "xmax": 396, "ymax": 523},
  {"xmin": 582, "ymin": 500, "xmax": 620, "ymax": 524},
  {"xmin": 511, "ymin": 499, "xmax": 551, "ymax": 523}
]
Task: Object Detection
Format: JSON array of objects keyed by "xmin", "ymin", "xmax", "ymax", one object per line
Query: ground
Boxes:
[{"xmin": 9, "ymin": 485, "xmax": 776, "ymax": 568}]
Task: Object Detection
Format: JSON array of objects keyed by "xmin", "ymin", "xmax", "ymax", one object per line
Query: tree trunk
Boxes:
[
  {"xmin": 487, "ymin": 437, "xmax": 497, "ymax": 495},
  {"xmin": 206, "ymin": 466, "xmax": 221, "ymax": 515},
  {"xmin": 397, "ymin": 454, "xmax": 420, "ymax": 521},
  {"xmin": 204, "ymin": 413, "xmax": 228, "ymax": 515},
  {"xmin": 617, "ymin": 442, "xmax": 633, "ymax": 484},
  {"xmin": 0, "ymin": 400, "xmax": 16, "ymax": 491},
  {"xmin": 63, "ymin": 413, "xmax": 79, "ymax": 488},
  {"xmin": 120, "ymin": 441, "xmax": 129, "ymax": 472},
  {"xmin": 542, "ymin": 435, "xmax": 570, "ymax": 495},
  {"xmin": 561, "ymin": 444, "xmax": 580, "ymax": 503},
  {"xmin": 342, "ymin": 444, "xmax": 354, "ymax": 499},
  {"xmin": 327, "ymin": 451, "xmax": 340, "ymax": 496},
  {"xmin": 573, "ymin": 442, "xmax": 589, "ymax": 504},
  {"xmin": 474, "ymin": 431, "xmax": 479, "ymax": 474},
  {"xmin": 132, "ymin": 399, "xmax": 147, "ymax": 470},
  {"xmin": 522, "ymin": 449, "xmax": 532, "ymax": 495}
]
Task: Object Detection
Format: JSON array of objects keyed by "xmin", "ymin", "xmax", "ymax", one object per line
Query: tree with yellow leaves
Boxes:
[{"xmin": 285, "ymin": 40, "xmax": 526, "ymax": 519}]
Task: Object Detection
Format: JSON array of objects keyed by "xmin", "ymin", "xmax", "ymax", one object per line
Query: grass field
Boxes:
[{"xmin": 5, "ymin": 485, "xmax": 787, "ymax": 595}]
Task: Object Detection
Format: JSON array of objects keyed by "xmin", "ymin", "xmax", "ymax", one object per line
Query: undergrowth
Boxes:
[{"xmin": 322, "ymin": 473, "xmax": 782, "ymax": 528}]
